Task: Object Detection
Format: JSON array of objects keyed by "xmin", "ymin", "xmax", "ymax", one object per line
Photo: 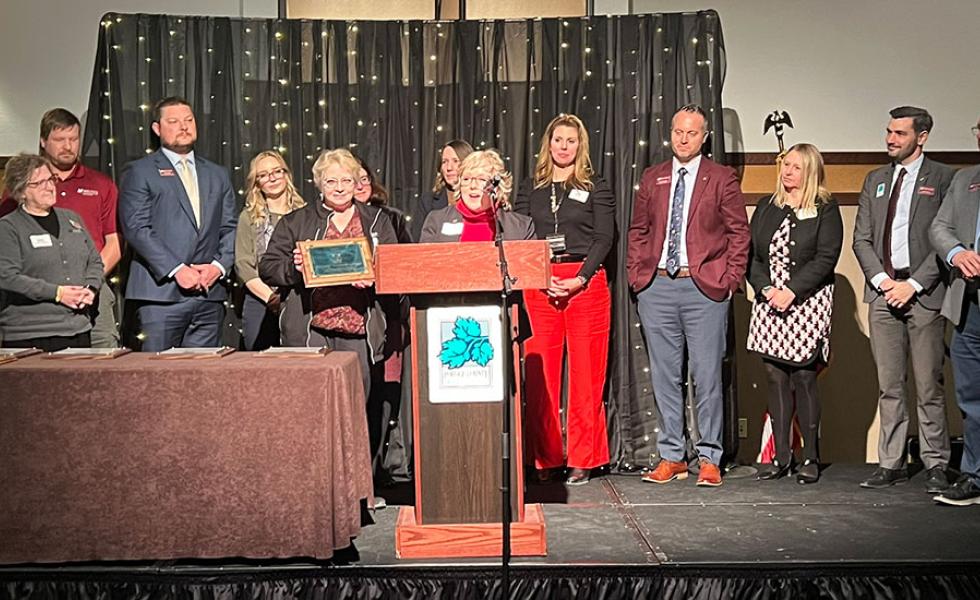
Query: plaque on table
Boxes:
[
  {"xmin": 43, "ymin": 347, "xmax": 133, "ymax": 360},
  {"xmin": 151, "ymin": 346, "xmax": 237, "ymax": 359},
  {"xmin": 257, "ymin": 346, "xmax": 332, "ymax": 358},
  {"xmin": 0, "ymin": 348, "xmax": 42, "ymax": 365},
  {"xmin": 297, "ymin": 237, "xmax": 374, "ymax": 287}
]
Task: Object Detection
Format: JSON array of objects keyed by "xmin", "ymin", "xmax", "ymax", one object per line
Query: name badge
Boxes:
[
  {"xmin": 441, "ymin": 221, "xmax": 464, "ymax": 236},
  {"xmin": 546, "ymin": 233, "xmax": 567, "ymax": 254},
  {"xmin": 30, "ymin": 234, "xmax": 53, "ymax": 248},
  {"xmin": 656, "ymin": 176, "xmax": 672, "ymax": 186},
  {"xmin": 918, "ymin": 186, "xmax": 935, "ymax": 197},
  {"xmin": 568, "ymin": 189, "xmax": 590, "ymax": 203},
  {"xmin": 875, "ymin": 183, "xmax": 886, "ymax": 198},
  {"xmin": 158, "ymin": 168, "xmax": 176, "ymax": 177}
]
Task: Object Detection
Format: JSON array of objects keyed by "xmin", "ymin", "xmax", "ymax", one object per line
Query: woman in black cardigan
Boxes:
[{"xmin": 746, "ymin": 143, "xmax": 843, "ymax": 484}]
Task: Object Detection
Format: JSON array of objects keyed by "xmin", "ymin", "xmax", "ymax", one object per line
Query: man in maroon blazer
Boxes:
[{"xmin": 628, "ymin": 104, "xmax": 750, "ymax": 487}]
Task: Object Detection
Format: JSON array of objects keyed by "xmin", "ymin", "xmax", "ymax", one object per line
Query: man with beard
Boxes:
[
  {"xmin": 118, "ymin": 97, "xmax": 237, "ymax": 351},
  {"xmin": 929, "ymin": 114, "xmax": 980, "ymax": 506},
  {"xmin": 853, "ymin": 106, "xmax": 955, "ymax": 492},
  {"xmin": 0, "ymin": 109, "xmax": 121, "ymax": 347}
]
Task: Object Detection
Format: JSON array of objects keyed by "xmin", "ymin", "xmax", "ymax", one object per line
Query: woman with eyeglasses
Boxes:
[
  {"xmin": 259, "ymin": 148, "xmax": 400, "ymax": 402},
  {"xmin": 419, "ymin": 149, "xmax": 533, "ymax": 243},
  {"xmin": 0, "ymin": 153, "xmax": 103, "ymax": 351},
  {"xmin": 234, "ymin": 150, "xmax": 306, "ymax": 350},
  {"xmin": 353, "ymin": 155, "xmax": 413, "ymax": 244},
  {"xmin": 513, "ymin": 114, "xmax": 615, "ymax": 486}
]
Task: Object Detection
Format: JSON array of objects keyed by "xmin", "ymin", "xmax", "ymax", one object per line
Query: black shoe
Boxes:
[
  {"xmin": 933, "ymin": 477, "xmax": 980, "ymax": 506},
  {"xmin": 531, "ymin": 467, "xmax": 561, "ymax": 484},
  {"xmin": 796, "ymin": 459, "xmax": 819, "ymax": 484},
  {"xmin": 566, "ymin": 468, "xmax": 591, "ymax": 486},
  {"xmin": 757, "ymin": 460, "xmax": 791, "ymax": 481},
  {"xmin": 860, "ymin": 467, "xmax": 908, "ymax": 489},
  {"xmin": 924, "ymin": 465, "xmax": 950, "ymax": 494}
]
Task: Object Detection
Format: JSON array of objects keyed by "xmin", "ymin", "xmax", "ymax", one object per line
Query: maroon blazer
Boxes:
[{"xmin": 627, "ymin": 156, "xmax": 750, "ymax": 301}]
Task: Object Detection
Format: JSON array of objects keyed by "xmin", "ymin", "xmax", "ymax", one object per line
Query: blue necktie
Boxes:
[{"xmin": 665, "ymin": 167, "xmax": 687, "ymax": 276}]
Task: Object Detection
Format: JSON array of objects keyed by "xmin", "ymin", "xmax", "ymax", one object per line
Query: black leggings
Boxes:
[{"xmin": 764, "ymin": 359, "xmax": 820, "ymax": 464}]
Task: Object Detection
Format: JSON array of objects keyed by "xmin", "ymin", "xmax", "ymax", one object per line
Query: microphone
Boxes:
[{"xmin": 485, "ymin": 175, "xmax": 502, "ymax": 203}]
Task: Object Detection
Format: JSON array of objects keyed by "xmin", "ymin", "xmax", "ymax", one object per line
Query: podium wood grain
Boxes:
[{"xmin": 375, "ymin": 240, "xmax": 550, "ymax": 294}]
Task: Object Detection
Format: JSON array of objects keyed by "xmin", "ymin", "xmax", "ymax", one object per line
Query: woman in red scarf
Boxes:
[{"xmin": 419, "ymin": 150, "xmax": 533, "ymax": 243}]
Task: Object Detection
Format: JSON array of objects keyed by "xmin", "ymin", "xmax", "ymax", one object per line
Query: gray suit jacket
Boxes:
[
  {"xmin": 119, "ymin": 150, "xmax": 238, "ymax": 303},
  {"xmin": 852, "ymin": 156, "xmax": 955, "ymax": 310},
  {"xmin": 930, "ymin": 164, "xmax": 980, "ymax": 325}
]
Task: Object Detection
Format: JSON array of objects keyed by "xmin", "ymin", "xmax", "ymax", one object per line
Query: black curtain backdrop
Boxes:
[{"xmin": 82, "ymin": 11, "xmax": 730, "ymax": 470}]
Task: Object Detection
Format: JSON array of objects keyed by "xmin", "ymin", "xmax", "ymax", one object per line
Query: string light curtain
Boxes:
[{"xmin": 83, "ymin": 11, "xmax": 729, "ymax": 470}]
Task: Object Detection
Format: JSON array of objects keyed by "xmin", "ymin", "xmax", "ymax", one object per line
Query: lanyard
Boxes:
[{"xmin": 550, "ymin": 183, "xmax": 566, "ymax": 235}]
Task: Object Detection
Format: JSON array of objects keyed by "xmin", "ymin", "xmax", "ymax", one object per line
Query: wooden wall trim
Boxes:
[{"xmin": 732, "ymin": 151, "xmax": 979, "ymax": 166}]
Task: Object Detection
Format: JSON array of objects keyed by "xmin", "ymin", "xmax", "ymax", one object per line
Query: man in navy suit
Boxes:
[{"xmin": 119, "ymin": 97, "xmax": 237, "ymax": 351}]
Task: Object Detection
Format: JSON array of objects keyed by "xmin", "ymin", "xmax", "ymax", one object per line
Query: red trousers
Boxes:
[{"xmin": 523, "ymin": 263, "xmax": 611, "ymax": 470}]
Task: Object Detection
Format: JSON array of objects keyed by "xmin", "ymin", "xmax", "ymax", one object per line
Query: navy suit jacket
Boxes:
[{"xmin": 119, "ymin": 150, "xmax": 238, "ymax": 302}]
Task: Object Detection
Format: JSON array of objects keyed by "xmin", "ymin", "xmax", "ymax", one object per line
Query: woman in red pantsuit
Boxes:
[{"xmin": 513, "ymin": 114, "xmax": 615, "ymax": 485}]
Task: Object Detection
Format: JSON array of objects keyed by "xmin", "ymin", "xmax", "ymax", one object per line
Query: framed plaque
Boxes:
[{"xmin": 297, "ymin": 237, "xmax": 374, "ymax": 287}]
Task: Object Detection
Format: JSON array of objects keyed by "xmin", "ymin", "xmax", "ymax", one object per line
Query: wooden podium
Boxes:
[{"xmin": 376, "ymin": 240, "xmax": 549, "ymax": 559}]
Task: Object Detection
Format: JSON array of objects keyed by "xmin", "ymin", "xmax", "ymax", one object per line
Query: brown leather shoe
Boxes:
[
  {"xmin": 696, "ymin": 459, "xmax": 722, "ymax": 487},
  {"xmin": 642, "ymin": 459, "xmax": 689, "ymax": 483}
]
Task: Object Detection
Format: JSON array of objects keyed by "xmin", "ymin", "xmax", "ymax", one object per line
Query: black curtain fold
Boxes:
[{"xmin": 83, "ymin": 11, "xmax": 729, "ymax": 469}]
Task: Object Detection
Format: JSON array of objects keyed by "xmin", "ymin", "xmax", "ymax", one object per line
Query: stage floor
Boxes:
[{"xmin": 353, "ymin": 463, "xmax": 980, "ymax": 568}]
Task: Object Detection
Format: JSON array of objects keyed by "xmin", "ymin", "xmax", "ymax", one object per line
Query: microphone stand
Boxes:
[{"xmin": 490, "ymin": 184, "xmax": 515, "ymax": 600}]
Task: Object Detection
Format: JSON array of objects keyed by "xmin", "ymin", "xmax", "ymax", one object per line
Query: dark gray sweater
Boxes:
[{"xmin": 0, "ymin": 207, "xmax": 104, "ymax": 341}]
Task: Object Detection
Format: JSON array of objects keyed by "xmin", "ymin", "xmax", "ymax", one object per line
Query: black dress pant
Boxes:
[
  {"xmin": 764, "ymin": 359, "xmax": 820, "ymax": 464},
  {"xmin": 3, "ymin": 331, "xmax": 91, "ymax": 353}
]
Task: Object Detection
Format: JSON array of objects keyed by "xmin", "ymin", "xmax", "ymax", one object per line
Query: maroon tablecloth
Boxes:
[{"xmin": 0, "ymin": 351, "xmax": 372, "ymax": 564}]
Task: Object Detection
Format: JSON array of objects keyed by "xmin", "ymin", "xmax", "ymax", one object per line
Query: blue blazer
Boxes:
[{"xmin": 119, "ymin": 150, "xmax": 238, "ymax": 302}]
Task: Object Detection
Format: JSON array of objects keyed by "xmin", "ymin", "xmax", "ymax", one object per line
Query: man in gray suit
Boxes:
[
  {"xmin": 853, "ymin": 106, "xmax": 955, "ymax": 492},
  {"xmin": 929, "ymin": 115, "xmax": 980, "ymax": 506},
  {"xmin": 119, "ymin": 97, "xmax": 237, "ymax": 351}
]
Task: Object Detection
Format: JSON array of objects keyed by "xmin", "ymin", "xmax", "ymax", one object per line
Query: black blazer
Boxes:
[{"xmin": 747, "ymin": 195, "xmax": 843, "ymax": 302}]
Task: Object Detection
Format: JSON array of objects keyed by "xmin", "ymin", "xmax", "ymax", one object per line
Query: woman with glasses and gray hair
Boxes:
[
  {"xmin": 258, "ymin": 148, "xmax": 400, "ymax": 401},
  {"xmin": 0, "ymin": 153, "xmax": 103, "ymax": 351},
  {"xmin": 235, "ymin": 150, "xmax": 307, "ymax": 350}
]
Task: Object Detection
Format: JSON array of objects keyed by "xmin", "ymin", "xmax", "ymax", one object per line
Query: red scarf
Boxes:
[{"xmin": 456, "ymin": 200, "xmax": 496, "ymax": 242}]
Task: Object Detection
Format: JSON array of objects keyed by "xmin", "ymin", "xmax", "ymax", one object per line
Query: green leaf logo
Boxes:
[{"xmin": 438, "ymin": 317, "xmax": 494, "ymax": 369}]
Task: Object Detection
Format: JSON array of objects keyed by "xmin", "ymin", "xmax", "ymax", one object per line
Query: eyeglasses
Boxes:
[
  {"xmin": 357, "ymin": 176, "xmax": 371, "ymax": 185},
  {"xmin": 26, "ymin": 175, "xmax": 59, "ymax": 189},
  {"xmin": 256, "ymin": 167, "xmax": 287, "ymax": 183},
  {"xmin": 460, "ymin": 175, "xmax": 491, "ymax": 188},
  {"xmin": 321, "ymin": 177, "xmax": 355, "ymax": 190},
  {"xmin": 972, "ymin": 126, "xmax": 980, "ymax": 136}
]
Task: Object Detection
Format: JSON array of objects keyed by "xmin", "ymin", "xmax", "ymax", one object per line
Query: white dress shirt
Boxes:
[
  {"xmin": 658, "ymin": 154, "xmax": 702, "ymax": 269},
  {"xmin": 871, "ymin": 153, "xmax": 923, "ymax": 292}
]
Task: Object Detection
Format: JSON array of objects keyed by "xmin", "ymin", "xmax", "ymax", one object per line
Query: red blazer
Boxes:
[{"xmin": 627, "ymin": 156, "xmax": 750, "ymax": 301}]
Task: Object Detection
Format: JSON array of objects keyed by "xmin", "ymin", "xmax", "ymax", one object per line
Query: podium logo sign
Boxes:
[{"xmin": 426, "ymin": 305, "xmax": 504, "ymax": 403}]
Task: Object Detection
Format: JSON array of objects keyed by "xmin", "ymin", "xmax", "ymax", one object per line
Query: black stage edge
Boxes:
[{"xmin": 4, "ymin": 464, "xmax": 980, "ymax": 599}]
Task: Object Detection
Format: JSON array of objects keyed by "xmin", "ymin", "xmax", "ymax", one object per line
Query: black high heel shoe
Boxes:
[{"xmin": 757, "ymin": 460, "xmax": 791, "ymax": 481}]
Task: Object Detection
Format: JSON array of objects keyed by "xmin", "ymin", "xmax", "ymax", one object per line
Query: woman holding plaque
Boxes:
[
  {"xmin": 419, "ymin": 149, "xmax": 534, "ymax": 243},
  {"xmin": 746, "ymin": 143, "xmax": 842, "ymax": 484},
  {"xmin": 235, "ymin": 150, "xmax": 306, "ymax": 350},
  {"xmin": 258, "ymin": 148, "xmax": 400, "ymax": 401},
  {"xmin": 513, "ymin": 114, "xmax": 615, "ymax": 485},
  {"xmin": 0, "ymin": 154, "xmax": 103, "ymax": 351}
]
